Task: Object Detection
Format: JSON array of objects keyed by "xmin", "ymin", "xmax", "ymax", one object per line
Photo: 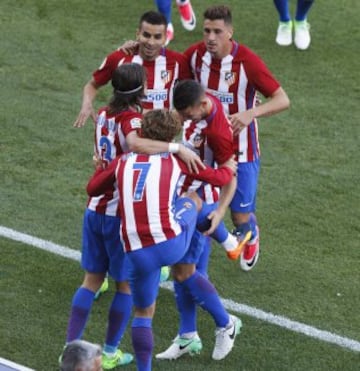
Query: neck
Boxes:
[{"xmin": 213, "ymin": 40, "xmax": 233, "ymax": 59}]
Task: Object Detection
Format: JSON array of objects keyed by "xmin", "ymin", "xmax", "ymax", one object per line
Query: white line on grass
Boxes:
[{"xmin": 1, "ymin": 225, "xmax": 359, "ymax": 353}]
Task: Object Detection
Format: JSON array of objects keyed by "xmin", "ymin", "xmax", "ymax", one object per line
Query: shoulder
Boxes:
[
  {"xmin": 117, "ymin": 111, "xmax": 142, "ymax": 127},
  {"xmin": 184, "ymin": 41, "xmax": 206, "ymax": 56},
  {"xmin": 234, "ymin": 43, "xmax": 265, "ymax": 64}
]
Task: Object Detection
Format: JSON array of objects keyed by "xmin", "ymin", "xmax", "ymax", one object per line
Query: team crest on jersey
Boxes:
[
  {"xmin": 130, "ymin": 117, "xmax": 142, "ymax": 129},
  {"xmin": 193, "ymin": 134, "xmax": 204, "ymax": 148},
  {"xmin": 161, "ymin": 70, "xmax": 172, "ymax": 84},
  {"xmin": 224, "ymin": 71, "xmax": 237, "ymax": 86}
]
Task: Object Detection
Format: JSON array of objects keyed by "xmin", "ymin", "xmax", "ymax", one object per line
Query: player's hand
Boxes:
[
  {"xmin": 178, "ymin": 145, "xmax": 205, "ymax": 174},
  {"xmin": 219, "ymin": 157, "xmax": 237, "ymax": 175},
  {"xmin": 119, "ymin": 40, "xmax": 139, "ymax": 55},
  {"xmin": 73, "ymin": 106, "xmax": 96, "ymax": 128},
  {"xmin": 202, "ymin": 209, "xmax": 223, "ymax": 236},
  {"xmin": 92, "ymin": 154, "xmax": 104, "ymax": 170},
  {"xmin": 229, "ymin": 111, "xmax": 254, "ymax": 136}
]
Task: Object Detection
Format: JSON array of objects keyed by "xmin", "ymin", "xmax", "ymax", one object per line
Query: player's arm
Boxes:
[
  {"xmin": 177, "ymin": 156, "xmax": 236, "ymax": 186},
  {"xmin": 126, "ymin": 131, "xmax": 205, "ymax": 173},
  {"xmin": 73, "ymin": 78, "xmax": 102, "ymax": 128},
  {"xmin": 230, "ymin": 87, "xmax": 290, "ymax": 135},
  {"xmin": 86, "ymin": 157, "xmax": 118, "ymax": 196},
  {"xmin": 205, "ymin": 173, "xmax": 236, "ymax": 235}
]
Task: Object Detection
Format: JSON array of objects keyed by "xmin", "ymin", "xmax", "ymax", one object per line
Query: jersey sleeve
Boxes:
[
  {"xmin": 119, "ymin": 112, "xmax": 142, "ymax": 138},
  {"xmin": 92, "ymin": 50, "xmax": 126, "ymax": 86},
  {"xmin": 176, "ymin": 52, "xmax": 192, "ymax": 80},
  {"xmin": 206, "ymin": 100, "xmax": 235, "ymax": 164},
  {"xmin": 86, "ymin": 157, "xmax": 119, "ymax": 196},
  {"xmin": 175, "ymin": 156, "xmax": 233, "ymax": 186},
  {"xmin": 242, "ymin": 47, "xmax": 280, "ymax": 97}
]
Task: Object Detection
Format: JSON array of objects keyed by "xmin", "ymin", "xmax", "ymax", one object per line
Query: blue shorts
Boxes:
[
  {"xmin": 230, "ymin": 158, "xmax": 260, "ymax": 213},
  {"xmin": 126, "ymin": 197, "xmax": 197, "ymax": 308},
  {"xmin": 81, "ymin": 208, "xmax": 128, "ymax": 282}
]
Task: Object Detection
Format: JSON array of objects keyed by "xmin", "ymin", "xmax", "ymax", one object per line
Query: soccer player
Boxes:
[
  {"xmin": 73, "ymin": 10, "xmax": 191, "ymax": 128},
  {"xmin": 184, "ymin": 5, "xmax": 290, "ymax": 271},
  {"xmin": 154, "ymin": 0, "xmax": 196, "ymax": 45},
  {"xmin": 156, "ymin": 80, "xmax": 242, "ymax": 362},
  {"xmin": 274, "ymin": 0, "xmax": 314, "ymax": 50},
  {"xmin": 86, "ymin": 109, "xmax": 239, "ymax": 371},
  {"xmin": 64, "ymin": 63, "xmax": 202, "ymax": 370}
]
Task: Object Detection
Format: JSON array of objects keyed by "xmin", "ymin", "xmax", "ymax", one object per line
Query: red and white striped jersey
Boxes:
[
  {"xmin": 184, "ymin": 41, "xmax": 280, "ymax": 163},
  {"xmin": 86, "ymin": 152, "xmax": 233, "ymax": 252},
  {"xmin": 87, "ymin": 108, "xmax": 141, "ymax": 216},
  {"xmin": 93, "ymin": 47, "xmax": 191, "ymax": 110},
  {"xmin": 178, "ymin": 94, "xmax": 234, "ymax": 203}
]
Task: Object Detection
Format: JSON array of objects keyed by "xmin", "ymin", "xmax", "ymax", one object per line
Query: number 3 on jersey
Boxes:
[
  {"xmin": 99, "ymin": 136, "xmax": 112, "ymax": 164},
  {"xmin": 133, "ymin": 163, "xmax": 151, "ymax": 201}
]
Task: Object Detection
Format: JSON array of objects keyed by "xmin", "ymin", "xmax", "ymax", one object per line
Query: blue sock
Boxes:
[
  {"xmin": 235, "ymin": 213, "xmax": 257, "ymax": 241},
  {"xmin": 66, "ymin": 287, "xmax": 95, "ymax": 342},
  {"xmin": 155, "ymin": 0, "xmax": 172, "ymax": 24},
  {"xmin": 182, "ymin": 271, "xmax": 229, "ymax": 328},
  {"xmin": 196, "ymin": 203, "xmax": 228, "ymax": 243},
  {"xmin": 174, "ymin": 281, "xmax": 197, "ymax": 335},
  {"xmin": 295, "ymin": 0, "xmax": 314, "ymax": 21},
  {"xmin": 132, "ymin": 317, "xmax": 153, "ymax": 371},
  {"xmin": 196, "ymin": 237, "xmax": 210, "ymax": 278},
  {"xmin": 273, "ymin": 0, "xmax": 291, "ymax": 22},
  {"xmin": 103, "ymin": 292, "xmax": 133, "ymax": 353}
]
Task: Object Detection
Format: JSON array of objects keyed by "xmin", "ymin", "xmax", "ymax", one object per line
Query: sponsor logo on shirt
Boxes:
[
  {"xmin": 143, "ymin": 89, "xmax": 168, "ymax": 102},
  {"xmin": 206, "ymin": 88, "xmax": 234, "ymax": 104}
]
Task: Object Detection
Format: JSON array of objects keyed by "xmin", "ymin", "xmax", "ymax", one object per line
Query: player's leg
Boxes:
[
  {"xmin": 294, "ymin": 0, "xmax": 314, "ymax": 50},
  {"xmin": 101, "ymin": 215, "xmax": 133, "ymax": 369},
  {"xmin": 154, "ymin": 0, "xmax": 174, "ymax": 45},
  {"xmin": 127, "ymin": 226, "xmax": 195, "ymax": 371},
  {"xmin": 230, "ymin": 159, "xmax": 260, "ymax": 271},
  {"xmin": 128, "ymin": 266, "xmax": 158, "ymax": 371},
  {"xmin": 273, "ymin": 0, "xmax": 293, "ymax": 46},
  {"xmin": 196, "ymin": 201, "xmax": 250, "ymax": 260},
  {"xmin": 94, "ymin": 273, "xmax": 109, "ymax": 300},
  {"xmin": 65, "ymin": 272, "xmax": 104, "ymax": 343},
  {"xmin": 172, "ymin": 265, "xmax": 242, "ymax": 360},
  {"xmin": 64, "ymin": 209, "xmax": 107, "ymax": 343},
  {"xmin": 176, "ymin": 0, "xmax": 196, "ymax": 31}
]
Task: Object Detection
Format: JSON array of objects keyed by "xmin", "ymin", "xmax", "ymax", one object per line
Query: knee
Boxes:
[
  {"xmin": 116, "ymin": 280, "xmax": 131, "ymax": 294},
  {"xmin": 172, "ymin": 264, "xmax": 195, "ymax": 282}
]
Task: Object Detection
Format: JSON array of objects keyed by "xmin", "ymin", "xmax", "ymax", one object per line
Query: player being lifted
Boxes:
[
  {"xmin": 63, "ymin": 63, "xmax": 202, "ymax": 370},
  {"xmin": 86, "ymin": 109, "xmax": 241, "ymax": 371}
]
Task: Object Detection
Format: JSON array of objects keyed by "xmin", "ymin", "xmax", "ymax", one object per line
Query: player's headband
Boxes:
[{"xmin": 115, "ymin": 85, "xmax": 143, "ymax": 95}]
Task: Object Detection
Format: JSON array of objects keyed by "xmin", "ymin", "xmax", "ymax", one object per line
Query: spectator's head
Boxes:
[
  {"xmin": 110, "ymin": 63, "xmax": 146, "ymax": 113},
  {"xmin": 60, "ymin": 340, "xmax": 102, "ymax": 371},
  {"xmin": 173, "ymin": 80, "xmax": 209, "ymax": 123},
  {"xmin": 137, "ymin": 11, "xmax": 167, "ymax": 60},
  {"xmin": 142, "ymin": 109, "xmax": 182, "ymax": 142},
  {"xmin": 202, "ymin": 5, "xmax": 233, "ymax": 58}
]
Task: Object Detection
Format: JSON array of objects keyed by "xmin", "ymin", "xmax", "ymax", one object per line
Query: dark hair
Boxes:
[
  {"xmin": 139, "ymin": 10, "xmax": 167, "ymax": 28},
  {"xmin": 142, "ymin": 109, "xmax": 181, "ymax": 142},
  {"xmin": 173, "ymin": 80, "xmax": 205, "ymax": 111},
  {"xmin": 109, "ymin": 63, "xmax": 146, "ymax": 114},
  {"xmin": 203, "ymin": 5, "xmax": 232, "ymax": 25}
]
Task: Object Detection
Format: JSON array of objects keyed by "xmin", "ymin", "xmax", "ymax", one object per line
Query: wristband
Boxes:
[{"xmin": 169, "ymin": 143, "xmax": 180, "ymax": 154}]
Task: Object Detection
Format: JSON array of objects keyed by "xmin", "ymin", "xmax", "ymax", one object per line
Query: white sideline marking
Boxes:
[
  {"xmin": 0, "ymin": 357, "xmax": 35, "ymax": 371},
  {"xmin": 1, "ymin": 225, "xmax": 360, "ymax": 353}
]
